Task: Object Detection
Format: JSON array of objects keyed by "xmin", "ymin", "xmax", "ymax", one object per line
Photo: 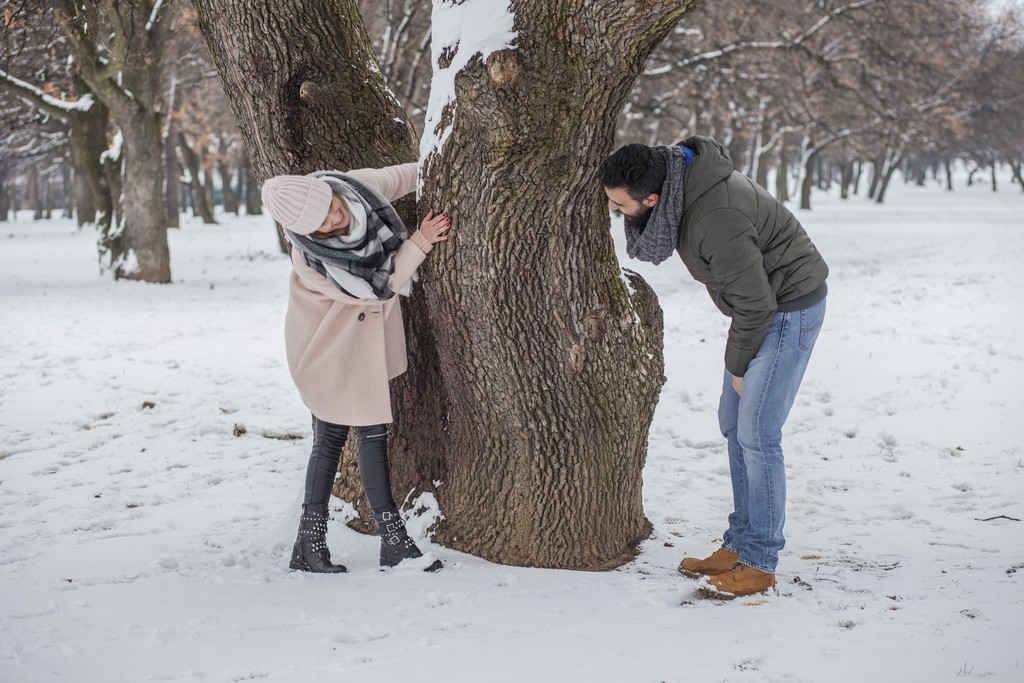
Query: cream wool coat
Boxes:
[{"xmin": 284, "ymin": 163, "xmax": 432, "ymax": 426}]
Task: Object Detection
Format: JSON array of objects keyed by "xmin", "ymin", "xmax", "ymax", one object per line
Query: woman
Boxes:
[{"xmin": 261, "ymin": 163, "xmax": 450, "ymax": 573}]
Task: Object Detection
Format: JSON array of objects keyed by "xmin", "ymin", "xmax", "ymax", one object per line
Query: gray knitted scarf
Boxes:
[
  {"xmin": 625, "ymin": 145, "xmax": 688, "ymax": 265},
  {"xmin": 286, "ymin": 172, "xmax": 409, "ymax": 301}
]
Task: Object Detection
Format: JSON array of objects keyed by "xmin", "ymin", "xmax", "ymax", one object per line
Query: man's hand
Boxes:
[{"xmin": 732, "ymin": 374, "xmax": 743, "ymax": 396}]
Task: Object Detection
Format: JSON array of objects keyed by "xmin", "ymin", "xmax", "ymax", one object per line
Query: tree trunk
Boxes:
[
  {"xmin": 0, "ymin": 171, "xmax": 9, "ymax": 221},
  {"xmin": 945, "ymin": 159, "xmax": 954, "ymax": 191},
  {"xmin": 220, "ymin": 160, "xmax": 240, "ymax": 214},
  {"xmin": 242, "ymin": 150, "xmax": 262, "ymax": 216},
  {"xmin": 114, "ymin": 114, "xmax": 171, "ymax": 279},
  {"xmin": 1010, "ymin": 161, "xmax": 1024, "ymax": 192},
  {"xmin": 29, "ymin": 168, "xmax": 43, "ymax": 220},
  {"xmin": 205, "ymin": 161, "xmax": 217, "ymax": 214},
  {"xmin": 99, "ymin": 135, "xmax": 125, "ymax": 261},
  {"xmin": 66, "ymin": 83, "xmax": 113, "ymax": 232},
  {"xmin": 840, "ymin": 159, "xmax": 853, "ymax": 199},
  {"xmin": 42, "ymin": 173, "xmax": 53, "ymax": 219},
  {"xmin": 967, "ymin": 165, "xmax": 980, "ymax": 186},
  {"xmin": 218, "ymin": 135, "xmax": 241, "ymax": 215},
  {"xmin": 876, "ymin": 136, "xmax": 909, "ymax": 204},
  {"xmin": 876, "ymin": 166, "xmax": 896, "ymax": 203},
  {"xmin": 165, "ymin": 111, "xmax": 181, "ymax": 228},
  {"xmin": 775, "ymin": 140, "xmax": 790, "ymax": 203},
  {"xmin": 800, "ymin": 149, "xmax": 817, "ymax": 210},
  {"xmin": 755, "ymin": 144, "xmax": 771, "ymax": 190},
  {"xmin": 179, "ymin": 133, "xmax": 218, "ymax": 224},
  {"xmin": 876, "ymin": 160, "xmax": 898, "ymax": 203},
  {"xmin": 194, "ymin": 0, "xmax": 697, "ymax": 569},
  {"xmin": 62, "ymin": 163, "xmax": 74, "ymax": 219},
  {"xmin": 913, "ymin": 158, "xmax": 927, "ymax": 186},
  {"xmin": 72, "ymin": 150, "xmax": 97, "ymax": 225},
  {"xmin": 991, "ymin": 164, "xmax": 997, "ymax": 192},
  {"xmin": 868, "ymin": 155, "xmax": 884, "ymax": 199}
]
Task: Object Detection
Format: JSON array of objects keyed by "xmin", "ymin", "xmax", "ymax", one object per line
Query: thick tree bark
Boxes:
[
  {"xmin": 408, "ymin": 2, "xmax": 699, "ymax": 569},
  {"xmin": 195, "ymin": 0, "xmax": 698, "ymax": 569},
  {"xmin": 192, "ymin": 0, "xmax": 417, "ymax": 176}
]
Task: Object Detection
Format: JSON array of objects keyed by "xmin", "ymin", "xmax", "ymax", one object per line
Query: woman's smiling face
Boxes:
[{"xmin": 311, "ymin": 195, "xmax": 350, "ymax": 238}]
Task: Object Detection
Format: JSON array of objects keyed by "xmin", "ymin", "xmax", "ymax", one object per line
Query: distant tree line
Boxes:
[
  {"xmin": 1, "ymin": 1, "xmax": 256, "ymax": 281},
  {"xmin": 358, "ymin": 0, "xmax": 1024, "ymax": 209},
  {"xmin": 1, "ymin": 0, "xmax": 1021, "ymax": 282}
]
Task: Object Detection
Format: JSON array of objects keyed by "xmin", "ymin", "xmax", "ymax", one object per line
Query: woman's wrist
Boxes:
[{"xmin": 409, "ymin": 230, "xmax": 434, "ymax": 254}]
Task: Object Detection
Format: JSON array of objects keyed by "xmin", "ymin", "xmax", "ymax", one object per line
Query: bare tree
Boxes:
[
  {"xmin": 359, "ymin": 0, "xmax": 433, "ymax": 130},
  {"xmin": 53, "ymin": 0, "xmax": 175, "ymax": 282},
  {"xmin": 1, "ymin": 2, "xmax": 112, "ymax": 229}
]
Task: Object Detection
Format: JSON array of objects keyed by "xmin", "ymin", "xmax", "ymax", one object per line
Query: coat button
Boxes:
[{"xmin": 358, "ymin": 312, "xmax": 365, "ymax": 321}]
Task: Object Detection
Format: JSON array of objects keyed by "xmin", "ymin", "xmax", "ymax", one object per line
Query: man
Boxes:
[{"xmin": 599, "ymin": 136, "xmax": 828, "ymax": 598}]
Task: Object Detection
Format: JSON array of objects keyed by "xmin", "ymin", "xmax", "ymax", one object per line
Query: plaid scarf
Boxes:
[
  {"xmin": 286, "ymin": 172, "xmax": 410, "ymax": 300},
  {"xmin": 625, "ymin": 145, "xmax": 689, "ymax": 265}
]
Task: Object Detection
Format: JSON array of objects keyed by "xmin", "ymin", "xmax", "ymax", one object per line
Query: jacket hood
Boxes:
[{"xmin": 681, "ymin": 135, "xmax": 736, "ymax": 205}]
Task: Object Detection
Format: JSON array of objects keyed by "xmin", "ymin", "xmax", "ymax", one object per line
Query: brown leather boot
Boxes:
[
  {"xmin": 699, "ymin": 563, "xmax": 776, "ymax": 598},
  {"xmin": 677, "ymin": 548, "xmax": 739, "ymax": 578}
]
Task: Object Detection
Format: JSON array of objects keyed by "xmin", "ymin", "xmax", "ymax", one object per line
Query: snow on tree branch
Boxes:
[
  {"xmin": 0, "ymin": 68, "xmax": 95, "ymax": 116},
  {"xmin": 146, "ymin": 0, "xmax": 165, "ymax": 33}
]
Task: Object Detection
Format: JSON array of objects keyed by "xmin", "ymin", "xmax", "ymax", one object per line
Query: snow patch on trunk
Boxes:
[{"xmin": 418, "ymin": 0, "xmax": 517, "ymax": 192}]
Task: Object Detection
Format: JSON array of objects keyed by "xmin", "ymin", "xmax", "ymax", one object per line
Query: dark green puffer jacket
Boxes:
[{"xmin": 676, "ymin": 136, "xmax": 829, "ymax": 377}]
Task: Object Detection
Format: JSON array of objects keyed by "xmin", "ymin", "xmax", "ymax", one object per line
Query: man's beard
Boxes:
[{"xmin": 623, "ymin": 205, "xmax": 653, "ymax": 233}]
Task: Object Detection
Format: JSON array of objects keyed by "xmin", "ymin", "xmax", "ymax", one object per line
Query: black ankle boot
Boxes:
[
  {"xmin": 289, "ymin": 504, "xmax": 347, "ymax": 573},
  {"xmin": 372, "ymin": 508, "xmax": 442, "ymax": 572}
]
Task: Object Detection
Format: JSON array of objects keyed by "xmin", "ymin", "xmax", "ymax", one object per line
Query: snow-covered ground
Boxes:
[{"xmin": 1, "ymin": 172, "xmax": 1022, "ymax": 682}]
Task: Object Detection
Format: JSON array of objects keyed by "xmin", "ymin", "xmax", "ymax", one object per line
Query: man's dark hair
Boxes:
[{"xmin": 598, "ymin": 144, "xmax": 667, "ymax": 201}]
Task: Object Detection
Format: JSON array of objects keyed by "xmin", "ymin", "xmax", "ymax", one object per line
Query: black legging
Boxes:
[{"xmin": 303, "ymin": 417, "xmax": 394, "ymax": 513}]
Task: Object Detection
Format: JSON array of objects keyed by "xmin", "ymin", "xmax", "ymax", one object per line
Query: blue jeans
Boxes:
[{"xmin": 718, "ymin": 297, "xmax": 826, "ymax": 573}]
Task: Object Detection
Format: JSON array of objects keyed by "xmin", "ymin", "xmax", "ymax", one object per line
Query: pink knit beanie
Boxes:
[{"xmin": 261, "ymin": 175, "xmax": 333, "ymax": 235}]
